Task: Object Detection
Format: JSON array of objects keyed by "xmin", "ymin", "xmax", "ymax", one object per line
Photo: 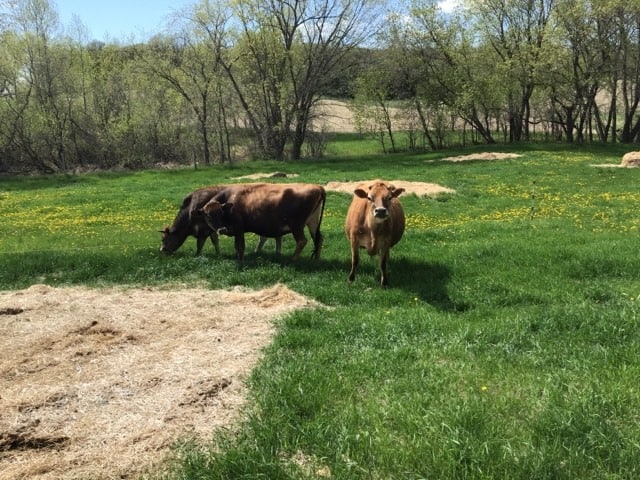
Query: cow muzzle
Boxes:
[
  {"xmin": 216, "ymin": 227, "xmax": 230, "ymax": 236},
  {"xmin": 373, "ymin": 207, "xmax": 389, "ymax": 219}
]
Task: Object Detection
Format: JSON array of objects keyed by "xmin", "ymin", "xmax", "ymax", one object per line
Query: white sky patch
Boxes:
[{"xmin": 438, "ymin": 0, "xmax": 462, "ymax": 12}]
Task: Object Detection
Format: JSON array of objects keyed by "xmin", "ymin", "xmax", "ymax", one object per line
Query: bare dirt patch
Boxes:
[
  {"xmin": 325, "ymin": 180, "xmax": 455, "ymax": 197},
  {"xmin": 0, "ymin": 284, "xmax": 319, "ymax": 480}
]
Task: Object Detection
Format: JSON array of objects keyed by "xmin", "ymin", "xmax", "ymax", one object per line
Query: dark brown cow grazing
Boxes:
[
  {"xmin": 160, "ymin": 186, "xmax": 278, "ymax": 256},
  {"xmin": 345, "ymin": 180, "xmax": 406, "ymax": 287},
  {"xmin": 200, "ymin": 183, "xmax": 326, "ymax": 261},
  {"xmin": 160, "ymin": 186, "xmax": 223, "ymax": 256}
]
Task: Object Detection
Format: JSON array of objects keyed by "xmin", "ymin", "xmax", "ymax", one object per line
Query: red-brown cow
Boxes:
[
  {"xmin": 200, "ymin": 183, "xmax": 325, "ymax": 261},
  {"xmin": 345, "ymin": 180, "xmax": 406, "ymax": 287},
  {"xmin": 160, "ymin": 186, "xmax": 279, "ymax": 256}
]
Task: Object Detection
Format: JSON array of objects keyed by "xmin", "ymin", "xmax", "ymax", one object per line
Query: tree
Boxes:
[
  {"xmin": 7, "ymin": 0, "xmax": 75, "ymax": 171},
  {"xmin": 144, "ymin": 2, "xmax": 235, "ymax": 165},
  {"xmin": 352, "ymin": 50, "xmax": 398, "ymax": 153},
  {"xmin": 215, "ymin": 0, "xmax": 382, "ymax": 160},
  {"xmin": 410, "ymin": 2, "xmax": 498, "ymax": 144},
  {"xmin": 540, "ymin": 0, "xmax": 607, "ymax": 143},
  {"xmin": 470, "ymin": 0, "xmax": 554, "ymax": 142},
  {"xmin": 610, "ymin": 1, "xmax": 640, "ymax": 143}
]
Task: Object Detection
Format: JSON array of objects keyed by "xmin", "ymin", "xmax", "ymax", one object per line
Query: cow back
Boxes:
[{"xmin": 215, "ymin": 183, "xmax": 324, "ymax": 236}]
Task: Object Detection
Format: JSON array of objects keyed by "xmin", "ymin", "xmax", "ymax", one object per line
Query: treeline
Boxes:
[{"xmin": 1, "ymin": 0, "xmax": 639, "ymax": 174}]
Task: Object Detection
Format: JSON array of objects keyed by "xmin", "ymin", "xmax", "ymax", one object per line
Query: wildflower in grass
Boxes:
[{"xmin": 481, "ymin": 385, "xmax": 488, "ymax": 392}]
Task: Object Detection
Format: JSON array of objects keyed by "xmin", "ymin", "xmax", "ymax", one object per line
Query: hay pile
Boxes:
[
  {"xmin": 325, "ymin": 180, "xmax": 455, "ymax": 196},
  {"xmin": 440, "ymin": 152, "xmax": 523, "ymax": 162},
  {"xmin": 0, "ymin": 284, "xmax": 319, "ymax": 479}
]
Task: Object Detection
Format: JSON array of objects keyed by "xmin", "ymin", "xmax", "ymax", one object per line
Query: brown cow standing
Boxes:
[
  {"xmin": 345, "ymin": 180, "xmax": 406, "ymax": 287},
  {"xmin": 200, "ymin": 183, "xmax": 325, "ymax": 261},
  {"xmin": 160, "ymin": 186, "xmax": 279, "ymax": 256}
]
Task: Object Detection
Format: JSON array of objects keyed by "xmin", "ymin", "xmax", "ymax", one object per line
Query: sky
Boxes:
[
  {"xmin": 438, "ymin": 0, "xmax": 460, "ymax": 12},
  {"xmin": 55, "ymin": 0, "xmax": 461, "ymax": 43},
  {"xmin": 55, "ymin": 0, "xmax": 193, "ymax": 42}
]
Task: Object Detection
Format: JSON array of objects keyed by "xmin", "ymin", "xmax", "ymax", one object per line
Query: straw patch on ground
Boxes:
[
  {"xmin": 325, "ymin": 180, "xmax": 455, "ymax": 197},
  {"xmin": 233, "ymin": 172, "xmax": 299, "ymax": 180},
  {"xmin": 0, "ymin": 284, "xmax": 319, "ymax": 479},
  {"xmin": 439, "ymin": 152, "xmax": 523, "ymax": 162}
]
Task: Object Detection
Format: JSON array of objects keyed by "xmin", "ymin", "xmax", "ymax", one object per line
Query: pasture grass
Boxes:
[{"xmin": 2, "ymin": 140, "xmax": 640, "ymax": 478}]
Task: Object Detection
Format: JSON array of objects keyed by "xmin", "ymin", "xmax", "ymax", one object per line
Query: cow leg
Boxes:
[
  {"xmin": 195, "ymin": 234, "xmax": 207, "ymax": 256},
  {"xmin": 306, "ymin": 214, "xmax": 323, "ymax": 260},
  {"xmin": 311, "ymin": 232, "xmax": 323, "ymax": 260},
  {"xmin": 379, "ymin": 249, "xmax": 389, "ymax": 287},
  {"xmin": 234, "ymin": 234, "xmax": 246, "ymax": 261},
  {"xmin": 348, "ymin": 240, "xmax": 359, "ymax": 282},
  {"xmin": 255, "ymin": 236, "xmax": 267, "ymax": 253},
  {"xmin": 255, "ymin": 236, "xmax": 282, "ymax": 254},
  {"xmin": 307, "ymin": 224, "xmax": 323, "ymax": 260},
  {"xmin": 291, "ymin": 230, "xmax": 308, "ymax": 261},
  {"xmin": 209, "ymin": 231, "xmax": 221, "ymax": 255}
]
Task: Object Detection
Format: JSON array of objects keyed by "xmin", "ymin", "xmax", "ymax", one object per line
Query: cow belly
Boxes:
[
  {"xmin": 351, "ymin": 229, "xmax": 377, "ymax": 255},
  {"xmin": 244, "ymin": 222, "xmax": 292, "ymax": 237}
]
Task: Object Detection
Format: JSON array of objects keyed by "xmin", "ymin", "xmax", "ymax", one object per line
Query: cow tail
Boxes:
[{"xmin": 313, "ymin": 189, "xmax": 326, "ymax": 259}]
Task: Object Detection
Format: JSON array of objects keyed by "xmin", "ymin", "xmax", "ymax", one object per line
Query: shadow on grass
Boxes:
[
  {"xmin": 225, "ymin": 248, "xmax": 470, "ymax": 313},
  {"xmin": 0, "ymin": 245, "xmax": 467, "ymax": 314},
  {"xmin": 391, "ymin": 256, "xmax": 469, "ymax": 312},
  {"xmin": 189, "ymin": 249, "xmax": 468, "ymax": 311}
]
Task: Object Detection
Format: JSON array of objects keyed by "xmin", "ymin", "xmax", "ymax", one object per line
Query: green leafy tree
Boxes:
[
  {"xmin": 470, "ymin": 0, "xmax": 554, "ymax": 142},
  {"xmin": 7, "ymin": 0, "xmax": 76, "ymax": 171},
  {"xmin": 144, "ymin": 2, "xmax": 234, "ymax": 165},
  {"xmin": 216, "ymin": 0, "xmax": 381, "ymax": 160},
  {"xmin": 539, "ymin": 0, "xmax": 608, "ymax": 142},
  {"xmin": 609, "ymin": 0, "xmax": 640, "ymax": 143},
  {"xmin": 410, "ymin": 2, "xmax": 497, "ymax": 144}
]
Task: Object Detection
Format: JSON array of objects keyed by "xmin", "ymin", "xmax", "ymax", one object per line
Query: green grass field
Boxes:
[{"xmin": 2, "ymin": 141, "xmax": 640, "ymax": 478}]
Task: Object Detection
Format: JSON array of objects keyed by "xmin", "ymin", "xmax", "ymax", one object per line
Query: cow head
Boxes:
[
  {"xmin": 354, "ymin": 181, "xmax": 405, "ymax": 221},
  {"xmin": 200, "ymin": 199, "xmax": 235, "ymax": 236},
  {"xmin": 159, "ymin": 226, "xmax": 179, "ymax": 254}
]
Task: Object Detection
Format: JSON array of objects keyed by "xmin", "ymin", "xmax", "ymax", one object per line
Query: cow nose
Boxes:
[
  {"xmin": 373, "ymin": 207, "xmax": 388, "ymax": 218},
  {"xmin": 216, "ymin": 227, "xmax": 229, "ymax": 235}
]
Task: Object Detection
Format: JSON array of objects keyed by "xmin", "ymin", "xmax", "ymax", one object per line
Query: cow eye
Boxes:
[{"xmin": 367, "ymin": 195, "xmax": 374, "ymax": 202}]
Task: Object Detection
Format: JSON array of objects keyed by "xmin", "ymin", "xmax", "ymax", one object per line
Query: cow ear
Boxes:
[
  {"xmin": 392, "ymin": 187, "xmax": 405, "ymax": 198},
  {"xmin": 354, "ymin": 188, "xmax": 367, "ymax": 199},
  {"xmin": 201, "ymin": 199, "xmax": 218, "ymax": 212}
]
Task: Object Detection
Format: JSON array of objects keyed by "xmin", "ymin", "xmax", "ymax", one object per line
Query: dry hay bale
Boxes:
[
  {"xmin": 0, "ymin": 283, "xmax": 320, "ymax": 479},
  {"xmin": 621, "ymin": 151, "xmax": 640, "ymax": 167}
]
